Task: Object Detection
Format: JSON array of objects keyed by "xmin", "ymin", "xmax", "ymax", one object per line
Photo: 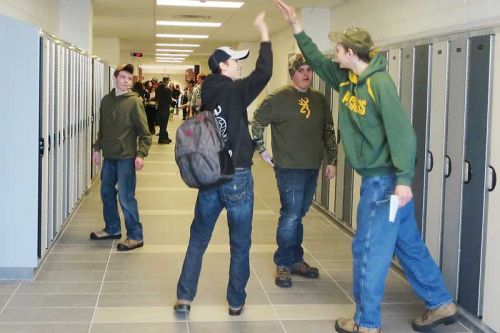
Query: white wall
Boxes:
[
  {"xmin": 0, "ymin": 0, "xmax": 59, "ymax": 35},
  {"xmin": 94, "ymin": 37, "xmax": 120, "ymax": 66},
  {"xmin": 59, "ymin": 0, "xmax": 92, "ymax": 51},
  {"xmin": 329, "ymin": 0, "xmax": 500, "ymax": 46}
]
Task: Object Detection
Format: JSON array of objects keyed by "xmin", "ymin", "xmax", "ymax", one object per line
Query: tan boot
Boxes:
[
  {"xmin": 335, "ymin": 317, "xmax": 381, "ymax": 333},
  {"xmin": 116, "ymin": 238, "xmax": 144, "ymax": 251},
  {"xmin": 412, "ymin": 302, "xmax": 459, "ymax": 332}
]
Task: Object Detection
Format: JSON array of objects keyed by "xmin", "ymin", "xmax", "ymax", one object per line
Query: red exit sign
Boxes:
[{"xmin": 131, "ymin": 52, "xmax": 143, "ymax": 57}]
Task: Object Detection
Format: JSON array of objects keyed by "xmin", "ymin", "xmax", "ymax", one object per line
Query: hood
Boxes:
[
  {"xmin": 352, "ymin": 53, "xmax": 388, "ymax": 83},
  {"xmin": 201, "ymin": 73, "xmax": 233, "ymax": 111},
  {"xmin": 111, "ymin": 89, "xmax": 139, "ymax": 98}
]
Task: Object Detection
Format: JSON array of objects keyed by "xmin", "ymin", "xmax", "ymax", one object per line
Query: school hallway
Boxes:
[{"xmin": 0, "ymin": 118, "xmax": 471, "ymax": 333}]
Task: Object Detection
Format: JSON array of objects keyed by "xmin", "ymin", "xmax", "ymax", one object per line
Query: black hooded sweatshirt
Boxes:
[{"xmin": 202, "ymin": 42, "xmax": 272, "ymax": 168}]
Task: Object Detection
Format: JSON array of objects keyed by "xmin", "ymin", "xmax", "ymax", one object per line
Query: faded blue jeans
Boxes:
[
  {"xmin": 353, "ymin": 174, "xmax": 453, "ymax": 329},
  {"xmin": 100, "ymin": 158, "xmax": 143, "ymax": 241},
  {"xmin": 273, "ymin": 167, "xmax": 319, "ymax": 267},
  {"xmin": 176, "ymin": 168, "xmax": 254, "ymax": 308}
]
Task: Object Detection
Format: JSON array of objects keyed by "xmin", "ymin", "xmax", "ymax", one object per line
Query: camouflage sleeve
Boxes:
[
  {"xmin": 251, "ymin": 118, "xmax": 267, "ymax": 154},
  {"xmin": 324, "ymin": 122, "xmax": 337, "ymax": 165}
]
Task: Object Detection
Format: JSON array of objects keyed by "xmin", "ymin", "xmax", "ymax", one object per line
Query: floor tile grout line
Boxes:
[
  {"xmin": 0, "ymin": 282, "xmax": 22, "ymax": 316},
  {"xmin": 250, "ymin": 263, "xmax": 288, "ymax": 333},
  {"xmin": 87, "ymin": 240, "xmax": 114, "ymax": 333}
]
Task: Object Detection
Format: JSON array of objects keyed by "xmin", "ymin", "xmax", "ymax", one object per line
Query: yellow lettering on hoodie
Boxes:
[{"xmin": 341, "ymin": 91, "xmax": 367, "ymax": 116}]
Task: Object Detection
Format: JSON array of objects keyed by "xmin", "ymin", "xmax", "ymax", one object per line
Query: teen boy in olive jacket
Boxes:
[
  {"xmin": 91, "ymin": 64, "xmax": 152, "ymax": 252},
  {"xmin": 275, "ymin": 1, "xmax": 458, "ymax": 333}
]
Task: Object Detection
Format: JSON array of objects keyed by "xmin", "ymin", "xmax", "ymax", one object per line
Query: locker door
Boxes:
[
  {"xmin": 400, "ymin": 47, "xmax": 414, "ymax": 117},
  {"xmin": 56, "ymin": 44, "xmax": 64, "ymax": 232},
  {"xmin": 39, "ymin": 37, "xmax": 51, "ymax": 258},
  {"xmin": 458, "ymin": 35, "xmax": 492, "ymax": 316},
  {"xmin": 425, "ymin": 41, "xmax": 450, "ymax": 264},
  {"xmin": 442, "ymin": 38, "xmax": 468, "ymax": 299},
  {"xmin": 335, "ymin": 141, "xmax": 346, "ymax": 221},
  {"xmin": 47, "ymin": 40, "xmax": 56, "ymax": 241},
  {"xmin": 483, "ymin": 32, "xmax": 500, "ymax": 333},
  {"xmin": 63, "ymin": 47, "xmax": 70, "ymax": 219},
  {"xmin": 320, "ymin": 82, "xmax": 333, "ymax": 208},
  {"xmin": 342, "ymin": 164, "xmax": 354, "ymax": 227},
  {"xmin": 412, "ymin": 44, "xmax": 432, "ymax": 236},
  {"xmin": 388, "ymin": 48, "xmax": 401, "ymax": 94},
  {"xmin": 351, "ymin": 172, "xmax": 361, "ymax": 230},
  {"xmin": 315, "ymin": 78, "xmax": 325, "ymax": 203}
]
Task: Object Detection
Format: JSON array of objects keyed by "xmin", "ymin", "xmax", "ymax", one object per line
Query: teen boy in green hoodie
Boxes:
[
  {"xmin": 275, "ymin": 1, "xmax": 458, "ymax": 332},
  {"xmin": 90, "ymin": 64, "xmax": 152, "ymax": 251}
]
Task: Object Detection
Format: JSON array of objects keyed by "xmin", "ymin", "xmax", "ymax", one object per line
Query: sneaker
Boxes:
[
  {"xmin": 275, "ymin": 266, "xmax": 292, "ymax": 288},
  {"xmin": 89, "ymin": 230, "xmax": 121, "ymax": 240},
  {"xmin": 290, "ymin": 260, "xmax": 319, "ymax": 278},
  {"xmin": 116, "ymin": 238, "xmax": 144, "ymax": 251},
  {"xmin": 412, "ymin": 302, "xmax": 459, "ymax": 332},
  {"xmin": 335, "ymin": 318, "xmax": 381, "ymax": 333}
]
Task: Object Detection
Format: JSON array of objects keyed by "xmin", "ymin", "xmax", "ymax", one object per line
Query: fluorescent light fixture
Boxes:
[
  {"xmin": 156, "ymin": 59, "xmax": 184, "ymax": 63},
  {"xmin": 156, "ymin": 49, "xmax": 193, "ymax": 53},
  {"xmin": 157, "ymin": 0, "xmax": 244, "ymax": 9},
  {"xmin": 156, "ymin": 33, "xmax": 209, "ymax": 39},
  {"xmin": 156, "ymin": 20, "xmax": 221, "ymax": 27},
  {"xmin": 156, "ymin": 43, "xmax": 200, "ymax": 47},
  {"xmin": 156, "ymin": 54, "xmax": 190, "ymax": 57}
]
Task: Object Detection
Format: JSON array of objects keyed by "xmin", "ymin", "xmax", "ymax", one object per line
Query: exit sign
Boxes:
[{"xmin": 131, "ymin": 52, "xmax": 143, "ymax": 57}]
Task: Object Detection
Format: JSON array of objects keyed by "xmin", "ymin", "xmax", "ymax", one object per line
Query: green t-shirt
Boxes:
[{"xmin": 253, "ymin": 86, "xmax": 337, "ymax": 169}]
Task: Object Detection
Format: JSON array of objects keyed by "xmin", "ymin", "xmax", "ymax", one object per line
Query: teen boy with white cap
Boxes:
[
  {"xmin": 274, "ymin": 1, "xmax": 458, "ymax": 332},
  {"xmin": 173, "ymin": 11, "xmax": 272, "ymax": 317}
]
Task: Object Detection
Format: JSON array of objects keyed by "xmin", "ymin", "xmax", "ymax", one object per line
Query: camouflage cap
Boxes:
[
  {"xmin": 288, "ymin": 54, "xmax": 308, "ymax": 76},
  {"xmin": 328, "ymin": 26, "xmax": 374, "ymax": 53}
]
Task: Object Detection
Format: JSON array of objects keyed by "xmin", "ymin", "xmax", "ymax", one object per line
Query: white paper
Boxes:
[{"xmin": 389, "ymin": 195, "xmax": 399, "ymax": 223}]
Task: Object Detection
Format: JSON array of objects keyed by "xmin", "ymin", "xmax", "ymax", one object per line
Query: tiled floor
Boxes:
[{"xmin": 0, "ymin": 117, "xmax": 471, "ymax": 333}]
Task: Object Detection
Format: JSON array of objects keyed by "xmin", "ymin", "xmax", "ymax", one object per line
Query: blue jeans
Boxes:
[
  {"xmin": 100, "ymin": 158, "xmax": 143, "ymax": 240},
  {"xmin": 273, "ymin": 167, "xmax": 319, "ymax": 267},
  {"xmin": 353, "ymin": 174, "xmax": 452, "ymax": 329},
  {"xmin": 177, "ymin": 168, "xmax": 254, "ymax": 307}
]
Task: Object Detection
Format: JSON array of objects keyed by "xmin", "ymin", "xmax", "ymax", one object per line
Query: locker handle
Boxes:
[
  {"xmin": 464, "ymin": 160, "xmax": 471, "ymax": 184},
  {"xmin": 48, "ymin": 135, "xmax": 51, "ymax": 153},
  {"xmin": 39, "ymin": 138, "xmax": 45, "ymax": 157},
  {"xmin": 445, "ymin": 155, "xmax": 452, "ymax": 177},
  {"xmin": 489, "ymin": 166, "xmax": 497, "ymax": 192},
  {"xmin": 427, "ymin": 151, "xmax": 434, "ymax": 172}
]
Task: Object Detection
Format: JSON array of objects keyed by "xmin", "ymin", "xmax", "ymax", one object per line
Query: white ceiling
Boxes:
[{"xmin": 92, "ymin": 0, "xmax": 342, "ymax": 69}]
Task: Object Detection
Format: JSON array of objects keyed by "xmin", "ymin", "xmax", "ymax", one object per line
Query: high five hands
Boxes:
[{"xmin": 274, "ymin": 0, "xmax": 303, "ymax": 34}]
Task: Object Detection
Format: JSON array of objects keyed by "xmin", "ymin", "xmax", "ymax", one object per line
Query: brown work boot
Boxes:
[
  {"xmin": 116, "ymin": 238, "xmax": 144, "ymax": 251},
  {"xmin": 335, "ymin": 318, "xmax": 381, "ymax": 333},
  {"xmin": 290, "ymin": 260, "xmax": 319, "ymax": 278},
  {"xmin": 412, "ymin": 302, "xmax": 459, "ymax": 332},
  {"xmin": 275, "ymin": 266, "xmax": 292, "ymax": 288}
]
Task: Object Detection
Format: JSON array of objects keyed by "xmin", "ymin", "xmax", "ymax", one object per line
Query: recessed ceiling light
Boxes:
[
  {"xmin": 156, "ymin": 20, "xmax": 221, "ymax": 27},
  {"xmin": 156, "ymin": 33, "xmax": 209, "ymax": 39},
  {"xmin": 156, "ymin": 53, "xmax": 190, "ymax": 57},
  {"xmin": 157, "ymin": 0, "xmax": 244, "ymax": 9},
  {"xmin": 156, "ymin": 43, "xmax": 200, "ymax": 47},
  {"xmin": 156, "ymin": 49, "xmax": 193, "ymax": 53},
  {"xmin": 156, "ymin": 59, "xmax": 184, "ymax": 63}
]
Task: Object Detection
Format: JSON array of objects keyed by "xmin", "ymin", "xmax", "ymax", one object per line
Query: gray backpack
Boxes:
[{"xmin": 175, "ymin": 111, "xmax": 234, "ymax": 189}]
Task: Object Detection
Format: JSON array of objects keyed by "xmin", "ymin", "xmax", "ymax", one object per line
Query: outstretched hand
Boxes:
[
  {"xmin": 274, "ymin": 0, "xmax": 302, "ymax": 34},
  {"xmin": 254, "ymin": 11, "xmax": 269, "ymax": 41}
]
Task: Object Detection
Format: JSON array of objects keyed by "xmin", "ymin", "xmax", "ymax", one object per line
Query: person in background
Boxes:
[
  {"xmin": 252, "ymin": 53, "xmax": 337, "ymax": 288},
  {"xmin": 173, "ymin": 11, "xmax": 272, "ymax": 317},
  {"xmin": 144, "ymin": 80, "xmax": 157, "ymax": 135},
  {"xmin": 275, "ymin": 1, "xmax": 458, "ymax": 332},
  {"xmin": 191, "ymin": 73, "xmax": 206, "ymax": 115},
  {"xmin": 90, "ymin": 64, "xmax": 151, "ymax": 251},
  {"xmin": 155, "ymin": 76, "xmax": 173, "ymax": 144}
]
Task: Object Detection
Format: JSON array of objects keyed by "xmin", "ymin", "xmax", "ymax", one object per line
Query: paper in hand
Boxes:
[{"xmin": 389, "ymin": 195, "xmax": 399, "ymax": 223}]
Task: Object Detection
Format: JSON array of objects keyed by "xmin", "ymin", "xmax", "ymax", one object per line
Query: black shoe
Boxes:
[
  {"xmin": 90, "ymin": 230, "xmax": 122, "ymax": 240},
  {"xmin": 166, "ymin": 139, "xmax": 172, "ymax": 143},
  {"xmin": 156, "ymin": 133, "xmax": 160, "ymax": 136},
  {"xmin": 173, "ymin": 302, "xmax": 191, "ymax": 313},
  {"xmin": 158, "ymin": 139, "xmax": 170, "ymax": 144},
  {"xmin": 229, "ymin": 304, "xmax": 244, "ymax": 316},
  {"xmin": 275, "ymin": 266, "xmax": 292, "ymax": 288},
  {"xmin": 290, "ymin": 260, "xmax": 319, "ymax": 278}
]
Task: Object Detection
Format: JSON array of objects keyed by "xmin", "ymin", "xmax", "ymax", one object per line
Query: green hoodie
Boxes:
[
  {"xmin": 295, "ymin": 31, "xmax": 416, "ymax": 186},
  {"xmin": 93, "ymin": 89, "xmax": 152, "ymax": 159}
]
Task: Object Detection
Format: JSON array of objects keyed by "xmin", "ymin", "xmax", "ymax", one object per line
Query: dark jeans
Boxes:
[
  {"xmin": 176, "ymin": 168, "xmax": 254, "ymax": 307},
  {"xmin": 100, "ymin": 159, "xmax": 143, "ymax": 240},
  {"xmin": 273, "ymin": 166, "xmax": 319, "ymax": 267},
  {"xmin": 158, "ymin": 108, "xmax": 170, "ymax": 140},
  {"xmin": 145, "ymin": 104, "xmax": 156, "ymax": 134}
]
